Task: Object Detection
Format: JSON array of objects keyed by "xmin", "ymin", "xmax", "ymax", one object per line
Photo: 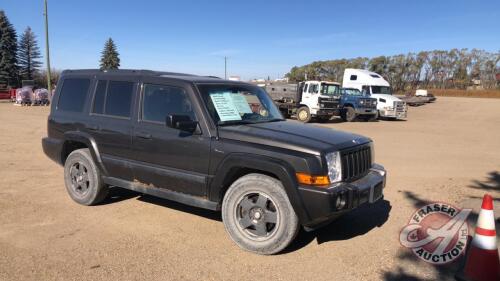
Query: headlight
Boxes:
[
  {"xmin": 384, "ymin": 106, "xmax": 394, "ymax": 110},
  {"xmin": 319, "ymin": 103, "xmax": 324, "ymax": 108},
  {"xmin": 326, "ymin": 151, "xmax": 342, "ymax": 183},
  {"xmin": 359, "ymin": 100, "xmax": 365, "ymax": 105},
  {"xmin": 369, "ymin": 142, "xmax": 375, "ymax": 164}
]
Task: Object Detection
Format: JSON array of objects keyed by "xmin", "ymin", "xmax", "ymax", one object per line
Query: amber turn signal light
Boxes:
[{"xmin": 296, "ymin": 173, "xmax": 330, "ymax": 186}]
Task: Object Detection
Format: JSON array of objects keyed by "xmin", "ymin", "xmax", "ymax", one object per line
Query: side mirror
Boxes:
[{"xmin": 166, "ymin": 115, "xmax": 199, "ymax": 133}]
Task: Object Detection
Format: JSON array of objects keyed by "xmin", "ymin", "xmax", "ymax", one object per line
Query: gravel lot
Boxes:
[{"xmin": 0, "ymin": 97, "xmax": 499, "ymax": 281}]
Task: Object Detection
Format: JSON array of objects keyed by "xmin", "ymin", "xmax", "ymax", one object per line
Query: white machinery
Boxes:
[{"xmin": 342, "ymin": 68, "xmax": 407, "ymax": 119}]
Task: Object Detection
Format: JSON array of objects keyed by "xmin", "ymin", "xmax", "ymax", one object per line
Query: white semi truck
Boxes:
[{"xmin": 342, "ymin": 68, "xmax": 407, "ymax": 119}]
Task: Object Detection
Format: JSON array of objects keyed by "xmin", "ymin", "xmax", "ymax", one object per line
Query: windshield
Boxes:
[
  {"xmin": 320, "ymin": 83, "xmax": 340, "ymax": 95},
  {"xmin": 197, "ymin": 84, "xmax": 284, "ymax": 125},
  {"xmin": 371, "ymin": 86, "xmax": 392, "ymax": 95},
  {"xmin": 341, "ymin": 88, "xmax": 362, "ymax": 96}
]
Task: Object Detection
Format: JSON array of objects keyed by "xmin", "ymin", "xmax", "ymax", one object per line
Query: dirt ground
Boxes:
[{"xmin": 0, "ymin": 97, "xmax": 499, "ymax": 281}]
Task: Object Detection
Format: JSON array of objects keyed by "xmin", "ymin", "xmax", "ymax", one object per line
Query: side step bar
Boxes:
[{"xmin": 103, "ymin": 176, "xmax": 219, "ymax": 211}]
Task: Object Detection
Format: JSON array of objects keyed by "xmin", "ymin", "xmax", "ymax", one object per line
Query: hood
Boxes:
[
  {"xmin": 219, "ymin": 121, "xmax": 370, "ymax": 155},
  {"xmin": 370, "ymin": 94, "xmax": 402, "ymax": 103}
]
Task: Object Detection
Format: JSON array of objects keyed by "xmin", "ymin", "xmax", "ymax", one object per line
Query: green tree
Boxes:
[
  {"xmin": 286, "ymin": 49, "xmax": 500, "ymax": 90},
  {"xmin": 0, "ymin": 10, "xmax": 18, "ymax": 86},
  {"xmin": 99, "ymin": 38, "xmax": 120, "ymax": 70},
  {"xmin": 18, "ymin": 26, "xmax": 42, "ymax": 80}
]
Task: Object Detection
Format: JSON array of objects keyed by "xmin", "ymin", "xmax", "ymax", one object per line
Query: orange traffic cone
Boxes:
[{"xmin": 456, "ymin": 194, "xmax": 500, "ymax": 281}]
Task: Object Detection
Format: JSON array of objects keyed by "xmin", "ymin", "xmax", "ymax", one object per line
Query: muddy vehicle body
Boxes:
[{"xmin": 42, "ymin": 69, "xmax": 386, "ymax": 254}]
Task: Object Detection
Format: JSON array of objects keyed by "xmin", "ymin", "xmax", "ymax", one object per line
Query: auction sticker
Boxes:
[{"xmin": 399, "ymin": 202, "xmax": 471, "ymax": 264}]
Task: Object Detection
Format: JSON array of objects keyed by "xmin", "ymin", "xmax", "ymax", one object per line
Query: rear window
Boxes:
[{"xmin": 57, "ymin": 78, "xmax": 90, "ymax": 112}]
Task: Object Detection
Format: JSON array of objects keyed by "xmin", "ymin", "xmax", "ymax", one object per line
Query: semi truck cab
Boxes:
[{"xmin": 342, "ymin": 68, "xmax": 407, "ymax": 120}]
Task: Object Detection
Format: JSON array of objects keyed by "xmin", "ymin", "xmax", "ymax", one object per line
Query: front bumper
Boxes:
[
  {"xmin": 298, "ymin": 163, "xmax": 386, "ymax": 228},
  {"xmin": 355, "ymin": 108, "xmax": 377, "ymax": 115},
  {"xmin": 314, "ymin": 109, "xmax": 340, "ymax": 116},
  {"xmin": 379, "ymin": 109, "xmax": 407, "ymax": 119}
]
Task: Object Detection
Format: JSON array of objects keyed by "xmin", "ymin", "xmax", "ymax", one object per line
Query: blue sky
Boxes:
[{"xmin": 3, "ymin": 0, "xmax": 499, "ymax": 80}]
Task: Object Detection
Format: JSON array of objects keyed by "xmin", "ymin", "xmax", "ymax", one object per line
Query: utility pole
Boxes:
[
  {"xmin": 44, "ymin": 0, "xmax": 52, "ymax": 93},
  {"xmin": 224, "ymin": 56, "xmax": 227, "ymax": 79}
]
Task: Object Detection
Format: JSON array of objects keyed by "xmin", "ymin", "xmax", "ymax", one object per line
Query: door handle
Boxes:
[
  {"xmin": 88, "ymin": 125, "xmax": 100, "ymax": 131},
  {"xmin": 135, "ymin": 132, "xmax": 152, "ymax": 139}
]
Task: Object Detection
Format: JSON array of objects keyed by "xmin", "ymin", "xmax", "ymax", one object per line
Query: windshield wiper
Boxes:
[
  {"xmin": 217, "ymin": 120, "xmax": 257, "ymax": 126},
  {"xmin": 265, "ymin": 118, "xmax": 285, "ymax": 123}
]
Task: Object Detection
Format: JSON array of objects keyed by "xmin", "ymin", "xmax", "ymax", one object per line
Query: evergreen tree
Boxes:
[
  {"xmin": 99, "ymin": 38, "xmax": 120, "ymax": 70},
  {"xmin": 18, "ymin": 26, "xmax": 42, "ymax": 80},
  {"xmin": 0, "ymin": 10, "xmax": 18, "ymax": 86}
]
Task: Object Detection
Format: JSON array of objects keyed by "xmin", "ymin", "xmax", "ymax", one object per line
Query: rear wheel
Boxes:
[
  {"xmin": 296, "ymin": 106, "xmax": 311, "ymax": 123},
  {"xmin": 222, "ymin": 174, "xmax": 299, "ymax": 255},
  {"xmin": 64, "ymin": 148, "xmax": 108, "ymax": 206}
]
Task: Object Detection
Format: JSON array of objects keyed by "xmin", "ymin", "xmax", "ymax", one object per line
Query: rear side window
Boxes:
[
  {"xmin": 91, "ymin": 80, "xmax": 134, "ymax": 118},
  {"xmin": 57, "ymin": 78, "xmax": 90, "ymax": 112},
  {"xmin": 105, "ymin": 81, "xmax": 134, "ymax": 117}
]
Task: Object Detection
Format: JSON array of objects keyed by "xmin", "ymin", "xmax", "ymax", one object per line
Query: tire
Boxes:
[
  {"xmin": 296, "ymin": 106, "xmax": 311, "ymax": 123},
  {"xmin": 341, "ymin": 106, "xmax": 357, "ymax": 122},
  {"xmin": 64, "ymin": 148, "xmax": 108, "ymax": 206},
  {"xmin": 222, "ymin": 173, "xmax": 299, "ymax": 255}
]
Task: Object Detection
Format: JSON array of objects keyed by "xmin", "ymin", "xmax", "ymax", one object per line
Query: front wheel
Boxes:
[
  {"xmin": 296, "ymin": 106, "xmax": 311, "ymax": 123},
  {"xmin": 222, "ymin": 174, "xmax": 299, "ymax": 255},
  {"xmin": 341, "ymin": 106, "xmax": 357, "ymax": 122}
]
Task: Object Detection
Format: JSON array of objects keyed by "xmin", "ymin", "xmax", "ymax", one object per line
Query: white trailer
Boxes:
[{"xmin": 342, "ymin": 68, "xmax": 407, "ymax": 119}]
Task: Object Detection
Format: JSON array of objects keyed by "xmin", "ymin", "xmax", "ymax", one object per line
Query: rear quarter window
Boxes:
[{"xmin": 57, "ymin": 78, "xmax": 91, "ymax": 112}]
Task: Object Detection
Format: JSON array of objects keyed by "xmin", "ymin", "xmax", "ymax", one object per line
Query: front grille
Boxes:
[
  {"xmin": 319, "ymin": 97, "xmax": 339, "ymax": 109},
  {"xmin": 320, "ymin": 102, "xmax": 339, "ymax": 108},
  {"xmin": 361, "ymin": 98, "xmax": 377, "ymax": 109},
  {"xmin": 341, "ymin": 145, "xmax": 372, "ymax": 181},
  {"xmin": 394, "ymin": 101, "xmax": 406, "ymax": 113}
]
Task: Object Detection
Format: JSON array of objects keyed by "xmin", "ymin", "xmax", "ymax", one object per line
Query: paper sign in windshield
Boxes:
[
  {"xmin": 210, "ymin": 92, "xmax": 242, "ymax": 121},
  {"xmin": 230, "ymin": 93, "xmax": 253, "ymax": 114}
]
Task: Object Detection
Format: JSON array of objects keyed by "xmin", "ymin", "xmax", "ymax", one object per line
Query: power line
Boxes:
[{"xmin": 44, "ymin": 0, "xmax": 52, "ymax": 92}]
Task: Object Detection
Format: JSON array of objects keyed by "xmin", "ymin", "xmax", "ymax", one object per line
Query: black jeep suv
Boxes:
[{"xmin": 42, "ymin": 69, "xmax": 386, "ymax": 254}]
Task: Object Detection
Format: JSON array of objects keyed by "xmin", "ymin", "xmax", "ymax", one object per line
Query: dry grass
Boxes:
[{"xmin": 428, "ymin": 89, "xmax": 500, "ymax": 99}]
